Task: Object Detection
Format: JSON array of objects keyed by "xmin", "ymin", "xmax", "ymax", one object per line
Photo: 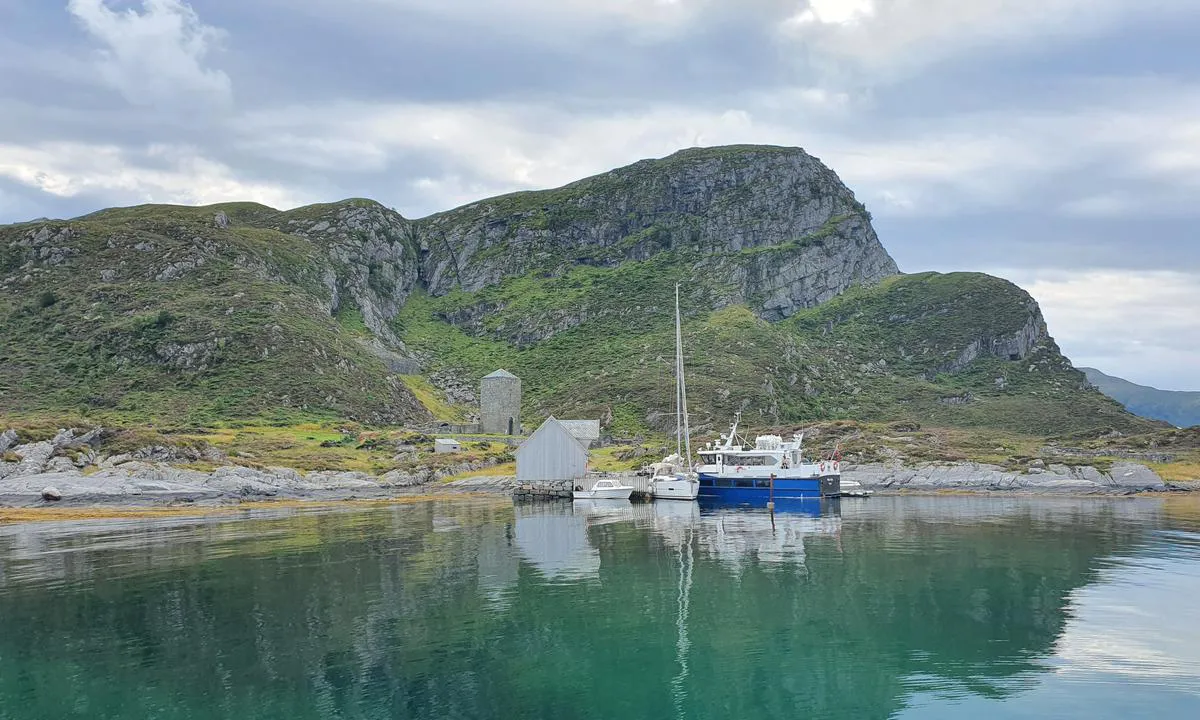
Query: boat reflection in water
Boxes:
[
  {"xmin": 692, "ymin": 499, "xmax": 841, "ymax": 572},
  {"xmin": 566, "ymin": 497, "xmax": 843, "ymax": 573}
]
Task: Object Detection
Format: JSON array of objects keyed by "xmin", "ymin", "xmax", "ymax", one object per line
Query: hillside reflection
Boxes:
[{"xmin": 0, "ymin": 496, "xmax": 1173, "ymax": 719}]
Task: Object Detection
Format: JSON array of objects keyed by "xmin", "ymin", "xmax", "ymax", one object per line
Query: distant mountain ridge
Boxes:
[{"xmin": 1081, "ymin": 368, "xmax": 1200, "ymax": 428}]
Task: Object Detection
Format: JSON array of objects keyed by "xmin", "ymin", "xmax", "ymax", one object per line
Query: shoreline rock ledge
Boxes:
[
  {"xmin": 0, "ymin": 425, "xmax": 1179, "ymax": 507},
  {"xmin": 845, "ymin": 461, "xmax": 1167, "ymax": 494}
]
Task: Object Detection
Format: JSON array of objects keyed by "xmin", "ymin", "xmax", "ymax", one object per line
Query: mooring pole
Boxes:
[{"xmin": 768, "ymin": 472, "xmax": 776, "ymax": 519}]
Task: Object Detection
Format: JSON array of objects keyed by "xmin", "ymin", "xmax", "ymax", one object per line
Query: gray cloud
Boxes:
[
  {"xmin": 998, "ymin": 269, "xmax": 1200, "ymax": 391},
  {"xmin": 1, "ymin": 0, "xmax": 1198, "ymax": 388}
]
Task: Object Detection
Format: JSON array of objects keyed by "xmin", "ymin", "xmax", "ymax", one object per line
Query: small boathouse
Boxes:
[{"xmin": 514, "ymin": 417, "xmax": 590, "ymax": 497}]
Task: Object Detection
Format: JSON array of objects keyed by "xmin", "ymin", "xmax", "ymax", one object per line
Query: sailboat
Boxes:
[{"xmin": 649, "ymin": 284, "xmax": 701, "ymax": 500}]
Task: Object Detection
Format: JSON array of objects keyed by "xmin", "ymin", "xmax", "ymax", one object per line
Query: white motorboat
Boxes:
[
  {"xmin": 651, "ymin": 472, "xmax": 700, "ymax": 500},
  {"xmin": 573, "ymin": 478, "xmax": 634, "ymax": 500},
  {"xmin": 837, "ymin": 478, "xmax": 873, "ymax": 497},
  {"xmin": 650, "ymin": 284, "xmax": 700, "ymax": 501},
  {"xmin": 650, "ymin": 455, "xmax": 699, "ymax": 500}
]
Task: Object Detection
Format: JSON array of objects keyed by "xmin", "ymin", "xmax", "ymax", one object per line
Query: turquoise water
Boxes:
[{"xmin": 1, "ymin": 496, "xmax": 1199, "ymax": 719}]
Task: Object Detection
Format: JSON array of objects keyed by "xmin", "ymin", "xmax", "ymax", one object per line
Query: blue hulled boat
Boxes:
[{"xmin": 695, "ymin": 415, "xmax": 842, "ymax": 503}]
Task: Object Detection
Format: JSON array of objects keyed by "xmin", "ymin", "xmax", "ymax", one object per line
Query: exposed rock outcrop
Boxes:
[
  {"xmin": 933, "ymin": 306, "xmax": 1049, "ymax": 376},
  {"xmin": 274, "ymin": 200, "xmax": 421, "ymax": 347},
  {"xmin": 845, "ymin": 460, "xmax": 1166, "ymax": 493},
  {"xmin": 419, "ymin": 146, "xmax": 898, "ymax": 325}
]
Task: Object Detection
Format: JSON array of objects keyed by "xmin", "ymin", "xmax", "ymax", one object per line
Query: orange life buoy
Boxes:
[
  {"xmin": 735, "ymin": 466, "xmax": 745, "ymax": 473},
  {"xmin": 819, "ymin": 462, "xmax": 826, "ymax": 473},
  {"xmin": 833, "ymin": 461, "xmax": 840, "ymax": 472}
]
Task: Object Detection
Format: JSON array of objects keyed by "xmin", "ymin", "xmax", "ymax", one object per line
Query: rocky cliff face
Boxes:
[
  {"xmin": 418, "ymin": 145, "xmax": 898, "ymax": 322},
  {"xmin": 269, "ymin": 201, "xmax": 420, "ymax": 348}
]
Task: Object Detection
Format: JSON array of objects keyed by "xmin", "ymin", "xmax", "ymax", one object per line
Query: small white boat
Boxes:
[
  {"xmin": 838, "ymin": 478, "xmax": 873, "ymax": 498},
  {"xmin": 573, "ymin": 478, "xmax": 634, "ymax": 500},
  {"xmin": 649, "ymin": 456, "xmax": 700, "ymax": 500},
  {"xmin": 650, "ymin": 472, "xmax": 700, "ymax": 500}
]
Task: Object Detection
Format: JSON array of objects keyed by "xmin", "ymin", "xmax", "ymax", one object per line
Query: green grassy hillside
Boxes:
[
  {"xmin": 0, "ymin": 201, "xmax": 426, "ymax": 426},
  {"xmin": 396, "ymin": 269, "xmax": 1151, "ymax": 436},
  {"xmin": 0, "ymin": 145, "xmax": 1159, "ymax": 442}
]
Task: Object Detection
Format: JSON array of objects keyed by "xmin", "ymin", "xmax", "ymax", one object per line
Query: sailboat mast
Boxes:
[
  {"xmin": 675, "ymin": 284, "xmax": 683, "ymax": 459},
  {"xmin": 675, "ymin": 284, "xmax": 692, "ymax": 467}
]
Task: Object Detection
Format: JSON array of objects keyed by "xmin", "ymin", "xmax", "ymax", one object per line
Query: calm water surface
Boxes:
[{"xmin": 2, "ymin": 496, "xmax": 1200, "ymax": 719}]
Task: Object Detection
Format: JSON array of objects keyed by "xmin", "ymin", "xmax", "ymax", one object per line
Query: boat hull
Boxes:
[
  {"xmin": 650, "ymin": 476, "xmax": 700, "ymax": 500},
  {"xmin": 573, "ymin": 487, "xmax": 633, "ymax": 500},
  {"xmin": 697, "ymin": 473, "xmax": 840, "ymax": 501}
]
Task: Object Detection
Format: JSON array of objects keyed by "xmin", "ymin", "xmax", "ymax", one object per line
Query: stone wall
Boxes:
[{"xmin": 512, "ymin": 479, "xmax": 574, "ymax": 500}]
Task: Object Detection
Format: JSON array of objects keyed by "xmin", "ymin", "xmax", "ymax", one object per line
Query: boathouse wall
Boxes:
[{"xmin": 515, "ymin": 417, "xmax": 589, "ymax": 484}]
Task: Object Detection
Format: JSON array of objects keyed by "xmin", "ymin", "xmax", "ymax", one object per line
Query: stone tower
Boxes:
[{"xmin": 481, "ymin": 369, "xmax": 522, "ymax": 435}]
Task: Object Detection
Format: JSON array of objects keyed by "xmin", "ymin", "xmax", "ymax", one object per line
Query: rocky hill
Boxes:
[
  {"xmin": 0, "ymin": 145, "xmax": 1153, "ymax": 436},
  {"xmin": 1082, "ymin": 368, "xmax": 1200, "ymax": 428},
  {"xmin": 0, "ymin": 200, "xmax": 427, "ymax": 424}
]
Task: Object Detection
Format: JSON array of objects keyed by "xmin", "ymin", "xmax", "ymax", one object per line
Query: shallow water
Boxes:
[{"xmin": 1, "ymin": 495, "xmax": 1199, "ymax": 719}]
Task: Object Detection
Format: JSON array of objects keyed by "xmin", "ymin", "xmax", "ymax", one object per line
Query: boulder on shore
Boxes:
[{"xmin": 0, "ymin": 429, "xmax": 18, "ymax": 454}]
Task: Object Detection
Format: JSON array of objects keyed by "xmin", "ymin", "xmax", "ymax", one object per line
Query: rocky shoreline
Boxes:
[
  {"xmin": 0, "ymin": 429, "xmax": 503, "ymax": 508},
  {"xmin": 845, "ymin": 461, "xmax": 1170, "ymax": 494},
  {"xmin": 0, "ymin": 428, "xmax": 1186, "ymax": 509}
]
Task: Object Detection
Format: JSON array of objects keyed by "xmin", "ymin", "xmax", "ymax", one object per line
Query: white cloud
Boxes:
[
  {"xmin": 347, "ymin": 0, "xmax": 705, "ymax": 43},
  {"xmin": 224, "ymin": 76, "xmax": 1200, "ymax": 222},
  {"xmin": 786, "ymin": 0, "xmax": 875, "ymax": 27},
  {"xmin": 238, "ymin": 96, "xmax": 1033, "ymax": 219},
  {"xmin": 0, "ymin": 142, "xmax": 304, "ymax": 209},
  {"xmin": 233, "ymin": 100, "xmax": 793, "ymax": 215},
  {"xmin": 1059, "ymin": 193, "xmax": 1140, "ymax": 218},
  {"xmin": 779, "ymin": 0, "xmax": 1197, "ymax": 80},
  {"xmin": 997, "ymin": 269, "xmax": 1200, "ymax": 390},
  {"xmin": 66, "ymin": 0, "xmax": 232, "ymax": 108}
]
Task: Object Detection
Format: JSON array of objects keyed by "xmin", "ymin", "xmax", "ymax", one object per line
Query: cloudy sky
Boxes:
[{"xmin": 2, "ymin": 1, "xmax": 1198, "ymax": 390}]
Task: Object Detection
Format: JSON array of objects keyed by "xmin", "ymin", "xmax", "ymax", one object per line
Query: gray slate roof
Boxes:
[
  {"xmin": 515, "ymin": 416, "xmax": 590, "ymax": 457},
  {"xmin": 557, "ymin": 419, "xmax": 601, "ymax": 441},
  {"xmin": 482, "ymin": 369, "xmax": 519, "ymax": 380}
]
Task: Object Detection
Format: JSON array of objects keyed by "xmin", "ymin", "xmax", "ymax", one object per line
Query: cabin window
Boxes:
[
  {"xmin": 728, "ymin": 455, "xmax": 775, "ymax": 467},
  {"xmin": 699, "ymin": 477, "xmax": 715, "ymax": 487},
  {"xmin": 717, "ymin": 477, "xmax": 734, "ymax": 488},
  {"xmin": 735, "ymin": 478, "xmax": 755, "ymax": 488}
]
